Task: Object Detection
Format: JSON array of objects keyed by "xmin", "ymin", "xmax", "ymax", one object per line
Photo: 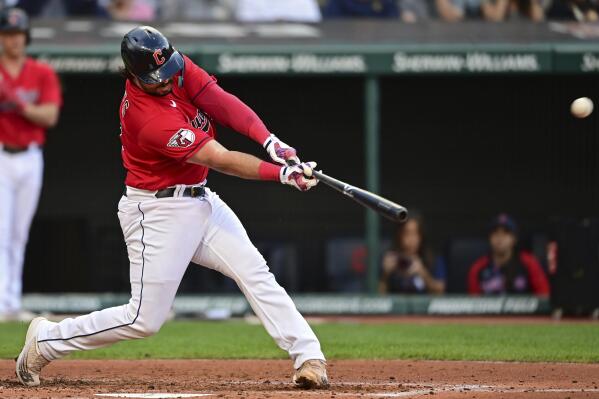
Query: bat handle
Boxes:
[{"xmin": 285, "ymin": 159, "xmax": 317, "ymax": 177}]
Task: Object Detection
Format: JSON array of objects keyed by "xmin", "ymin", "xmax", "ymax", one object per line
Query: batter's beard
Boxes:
[
  {"xmin": 136, "ymin": 77, "xmax": 173, "ymax": 96},
  {"xmin": 152, "ymin": 88, "xmax": 173, "ymax": 97}
]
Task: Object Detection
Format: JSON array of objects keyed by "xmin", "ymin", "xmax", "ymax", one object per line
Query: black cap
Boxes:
[
  {"xmin": 489, "ymin": 213, "xmax": 518, "ymax": 235},
  {"xmin": 121, "ymin": 26, "xmax": 184, "ymax": 85},
  {"xmin": 0, "ymin": 8, "xmax": 30, "ymax": 44}
]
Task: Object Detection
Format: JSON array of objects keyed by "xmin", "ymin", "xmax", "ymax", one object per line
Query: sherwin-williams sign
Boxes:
[
  {"xmin": 198, "ymin": 48, "xmax": 551, "ymax": 75},
  {"xmin": 32, "ymin": 46, "xmax": 596, "ymax": 75}
]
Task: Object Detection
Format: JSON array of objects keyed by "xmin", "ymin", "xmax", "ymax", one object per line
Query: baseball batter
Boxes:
[
  {"xmin": 0, "ymin": 8, "xmax": 61, "ymax": 321},
  {"xmin": 16, "ymin": 26, "xmax": 328, "ymax": 389}
]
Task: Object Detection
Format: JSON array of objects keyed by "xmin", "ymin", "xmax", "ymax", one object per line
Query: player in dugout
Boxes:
[
  {"xmin": 468, "ymin": 214, "xmax": 550, "ymax": 296},
  {"xmin": 15, "ymin": 26, "xmax": 329, "ymax": 389},
  {"xmin": 0, "ymin": 8, "xmax": 62, "ymax": 322}
]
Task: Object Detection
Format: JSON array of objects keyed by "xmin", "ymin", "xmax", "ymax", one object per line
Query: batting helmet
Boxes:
[
  {"xmin": 121, "ymin": 26, "xmax": 184, "ymax": 85},
  {"xmin": 0, "ymin": 7, "xmax": 30, "ymax": 45}
]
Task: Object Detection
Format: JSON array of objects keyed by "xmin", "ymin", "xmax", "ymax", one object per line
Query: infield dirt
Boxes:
[{"xmin": 1, "ymin": 359, "xmax": 598, "ymax": 398}]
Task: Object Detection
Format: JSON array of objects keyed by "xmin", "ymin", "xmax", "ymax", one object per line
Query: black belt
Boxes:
[
  {"xmin": 2, "ymin": 146, "xmax": 29, "ymax": 154},
  {"xmin": 124, "ymin": 185, "xmax": 206, "ymax": 199}
]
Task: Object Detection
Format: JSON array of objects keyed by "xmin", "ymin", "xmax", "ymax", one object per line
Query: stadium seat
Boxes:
[
  {"xmin": 445, "ymin": 237, "xmax": 489, "ymax": 293},
  {"xmin": 325, "ymin": 238, "xmax": 390, "ymax": 292}
]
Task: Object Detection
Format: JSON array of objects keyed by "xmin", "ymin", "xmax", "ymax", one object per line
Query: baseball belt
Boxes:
[
  {"xmin": 2, "ymin": 146, "xmax": 31, "ymax": 154},
  {"xmin": 124, "ymin": 185, "xmax": 206, "ymax": 199}
]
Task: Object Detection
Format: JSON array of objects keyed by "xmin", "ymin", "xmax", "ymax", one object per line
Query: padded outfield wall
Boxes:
[{"xmin": 22, "ymin": 21, "xmax": 599, "ymax": 295}]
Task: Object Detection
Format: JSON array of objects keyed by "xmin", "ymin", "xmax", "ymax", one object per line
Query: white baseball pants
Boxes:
[
  {"xmin": 0, "ymin": 145, "xmax": 43, "ymax": 315},
  {"xmin": 36, "ymin": 186, "xmax": 325, "ymax": 369}
]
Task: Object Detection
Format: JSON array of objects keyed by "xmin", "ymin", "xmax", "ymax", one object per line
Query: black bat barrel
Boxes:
[{"xmin": 312, "ymin": 170, "xmax": 408, "ymax": 223}]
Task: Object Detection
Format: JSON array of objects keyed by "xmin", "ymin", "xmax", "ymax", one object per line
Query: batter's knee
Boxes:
[
  {"xmin": 124, "ymin": 302, "xmax": 166, "ymax": 338},
  {"xmin": 130, "ymin": 314, "xmax": 164, "ymax": 337}
]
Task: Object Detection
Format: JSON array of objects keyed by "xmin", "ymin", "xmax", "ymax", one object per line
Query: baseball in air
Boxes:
[{"xmin": 570, "ymin": 97, "xmax": 594, "ymax": 119}]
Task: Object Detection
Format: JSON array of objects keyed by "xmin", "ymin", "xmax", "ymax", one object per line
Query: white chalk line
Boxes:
[
  {"xmin": 94, "ymin": 383, "xmax": 599, "ymax": 398},
  {"xmin": 366, "ymin": 384, "xmax": 599, "ymax": 398},
  {"xmin": 95, "ymin": 395, "xmax": 212, "ymax": 398}
]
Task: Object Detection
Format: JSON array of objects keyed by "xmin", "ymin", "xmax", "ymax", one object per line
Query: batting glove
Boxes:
[
  {"xmin": 280, "ymin": 161, "xmax": 319, "ymax": 192},
  {"xmin": 263, "ymin": 134, "xmax": 300, "ymax": 165}
]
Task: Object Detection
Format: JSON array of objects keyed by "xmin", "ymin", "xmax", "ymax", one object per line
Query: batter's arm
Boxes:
[
  {"xmin": 188, "ymin": 139, "xmax": 318, "ymax": 191},
  {"xmin": 188, "ymin": 139, "xmax": 276, "ymax": 180},
  {"xmin": 193, "ymin": 83, "xmax": 271, "ymax": 145},
  {"xmin": 193, "ymin": 83, "xmax": 300, "ymax": 165}
]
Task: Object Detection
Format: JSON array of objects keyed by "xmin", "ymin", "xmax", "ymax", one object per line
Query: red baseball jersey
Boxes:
[
  {"xmin": 120, "ymin": 55, "xmax": 217, "ymax": 190},
  {"xmin": 0, "ymin": 57, "xmax": 62, "ymax": 147}
]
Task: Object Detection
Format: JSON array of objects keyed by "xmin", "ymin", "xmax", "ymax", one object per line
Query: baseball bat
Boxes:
[{"xmin": 289, "ymin": 161, "xmax": 408, "ymax": 223}]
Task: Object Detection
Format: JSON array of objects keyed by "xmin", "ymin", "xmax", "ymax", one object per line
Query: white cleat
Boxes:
[
  {"xmin": 293, "ymin": 359, "xmax": 329, "ymax": 389},
  {"xmin": 15, "ymin": 317, "xmax": 50, "ymax": 387}
]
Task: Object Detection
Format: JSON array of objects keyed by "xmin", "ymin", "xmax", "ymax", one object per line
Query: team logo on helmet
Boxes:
[
  {"xmin": 153, "ymin": 49, "xmax": 166, "ymax": 66},
  {"xmin": 167, "ymin": 129, "xmax": 195, "ymax": 148},
  {"xmin": 8, "ymin": 13, "xmax": 19, "ymax": 25}
]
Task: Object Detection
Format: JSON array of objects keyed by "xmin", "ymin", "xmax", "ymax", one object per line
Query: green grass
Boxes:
[{"xmin": 1, "ymin": 320, "xmax": 598, "ymax": 363}]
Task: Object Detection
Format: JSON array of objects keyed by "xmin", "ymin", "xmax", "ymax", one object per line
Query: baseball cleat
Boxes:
[
  {"xmin": 293, "ymin": 359, "xmax": 329, "ymax": 389},
  {"xmin": 15, "ymin": 317, "xmax": 50, "ymax": 387}
]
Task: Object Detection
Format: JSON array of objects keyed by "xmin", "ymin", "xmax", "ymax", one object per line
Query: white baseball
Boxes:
[{"xmin": 570, "ymin": 97, "xmax": 594, "ymax": 119}]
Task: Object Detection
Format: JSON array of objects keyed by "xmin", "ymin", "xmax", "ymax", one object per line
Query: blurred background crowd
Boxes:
[{"xmin": 0, "ymin": 0, "xmax": 598, "ymax": 23}]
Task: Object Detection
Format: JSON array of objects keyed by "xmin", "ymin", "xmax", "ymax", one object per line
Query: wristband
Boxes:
[{"xmin": 258, "ymin": 161, "xmax": 282, "ymax": 181}]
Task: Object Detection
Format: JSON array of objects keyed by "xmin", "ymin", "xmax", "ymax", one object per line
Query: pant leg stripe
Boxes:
[{"xmin": 37, "ymin": 202, "xmax": 146, "ymax": 343}]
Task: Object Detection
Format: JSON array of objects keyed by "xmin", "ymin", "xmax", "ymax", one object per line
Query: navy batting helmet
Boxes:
[
  {"xmin": 121, "ymin": 26, "xmax": 184, "ymax": 85},
  {"xmin": 0, "ymin": 7, "xmax": 30, "ymax": 45}
]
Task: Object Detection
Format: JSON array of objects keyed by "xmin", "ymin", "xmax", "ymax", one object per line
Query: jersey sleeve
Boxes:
[
  {"xmin": 181, "ymin": 55, "xmax": 217, "ymax": 103},
  {"xmin": 38, "ymin": 64, "xmax": 63, "ymax": 106},
  {"xmin": 467, "ymin": 256, "xmax": 488, "ymax": 295},
  {"xmin": 520, "ymin": 252, "xmax": 550, "ymax": 296},
  {"xmin": 138, "ymin": 113, "xmax": 213, "ymax": 162},
  {"xmin": 180, "ymin": 55, "xmax": 271, "ymax": 145}
]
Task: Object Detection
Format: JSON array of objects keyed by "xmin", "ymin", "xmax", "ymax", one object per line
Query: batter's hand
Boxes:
[
  {"xmin": 263, "ymin": 134, "xmax": 300, "ymax": 165},
  {"xmin": 280, "ymin": 161, "xmax": 319, "ymax": 192}
]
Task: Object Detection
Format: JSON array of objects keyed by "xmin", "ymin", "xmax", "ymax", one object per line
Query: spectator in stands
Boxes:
[
  {"xmin": 436, "ymin": 0, "xmax": 494, "ymax": 21},
  {"xmin": 323, "ymin": 0, "xmax": 399, "ymax": 18},
  {"xmin": 399, "ymin": 0, "xmax": 432, "ymax": 22},
  {"xmin": 468, "ymin": 214, "xmax": 550, "ymax": 296},
  {"xmin": 158, "ymin": 0, "xmax": 234, "ymax": 21},
  {"xmin": 104, "ymin": 0, "xmax": 155, "ymax": 21},
  {"xmin": 235, "ymin": 0, "xmax": 321, "ymax": 22},
  {"xmin": 435, "ymin": 0, "xmax": 544, "ymax": 22},
  {"xmin": 14, "ymin": 0, "xmax": 52, "ymax": 16},
  {"xmin": 65, "ymin": 0, "xmax": 108, "ymax": 16},
  {"xmin": 1, "ymin": 1, "xmax": 18, "ymax": 9},
  {"xmin": 548, "ymin": 0, "xmax": 598, "ymax": 21},
  {"xmin": 16, "ymin": 0, "xmax": 107, "ymax": 17},
  {"xmin": 379, "ymin": 215, "xmax": 446, "ymax": 294},
  {"xmin": 511, "ymin": 0, "xmax": 546, "ymax": 21}
]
